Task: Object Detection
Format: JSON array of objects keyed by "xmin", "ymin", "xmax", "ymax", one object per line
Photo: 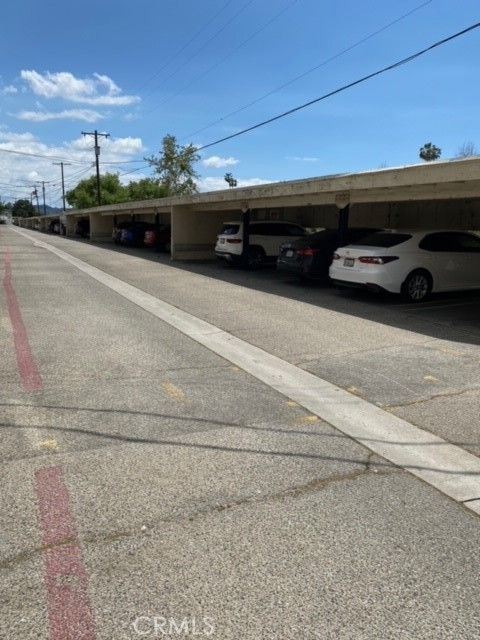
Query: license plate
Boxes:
[
  {"xmin": 344, "ymin": 258, "xmax": 354, "ymax": 267},
  {"xmin": 285, "ymin": 250, "xmax": 294, "ymax": 257}
]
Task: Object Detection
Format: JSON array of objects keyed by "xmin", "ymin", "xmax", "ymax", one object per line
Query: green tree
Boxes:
[
  {"xmin": 419, "ymin": 142, "xmax": 441, "ymax": 162},
  {"xmin": 224, "ymin": 172, "xmax": 238, "ymax": 188},
  {"xmin": 0, "ymin": 201, "xmax": 12, "ymax": 213},
  {"xmin": 125, "ymin": 178, "xmax": 168, "ymax": 201},
  {"xmin": 145, "ymin": 134, "xmax": 200, "ymax": 195},
  {"xmin": 12, "ymin": 199, "xmax": 35, "ymax": 218},
  {"xmin": 66, "ymin": 173, "xmax": 127, "ymax": 209}
]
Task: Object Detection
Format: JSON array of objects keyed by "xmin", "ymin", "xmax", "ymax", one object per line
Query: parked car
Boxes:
[
  {"xmin": 277, "ymin": 227, "xmax": 380, "ymax": 281},
  {"xmin": 329, "ymin": 229, "xmax": 480, "ymax": 302},
  {"xmin": 47, "ymin": 220, "xmax": 65, "ymax": 235},
  {"xmin": 120, "ymin": 221, "xmax": 154, "ymax": 247},
  {"xmin": 112, "ymin": 220, "xmax": 133, "ymax": 244},
  {"xmin": 75, "ymin": 219, "xmax": 90, "ymax": 238},
  {"xmin": 215, "ymin": 220, "xmax": 308, "ymax": 268},
  {"xmin": 144, "ymin": 224, "xmax": 171, "ymax": 252}
]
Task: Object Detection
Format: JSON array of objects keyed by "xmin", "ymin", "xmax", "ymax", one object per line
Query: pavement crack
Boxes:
[
  {"xmin": 0, "ymin": 537, "xmax": 78, "ymax": 571},
  {"xmin": 385, "ymin": 386, "xmax": 480, "ymax": 410},
  {"xmin": 0, "ymin": 463, "xmax": 397, "ymax": 571}
]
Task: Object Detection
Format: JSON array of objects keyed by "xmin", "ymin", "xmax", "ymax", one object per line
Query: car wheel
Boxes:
[
  {"xmin": 401, "ymin": 269, "xmax": 432, "ymax": 303},
  {"xmin": 246, "ymin": 246, "xmax": 265, "ymax": 269}
]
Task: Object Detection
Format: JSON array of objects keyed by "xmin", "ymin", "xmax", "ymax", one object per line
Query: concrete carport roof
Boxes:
[{"xmin": 17, "ymin": 157, "xmax": 480, "ymax": 258}]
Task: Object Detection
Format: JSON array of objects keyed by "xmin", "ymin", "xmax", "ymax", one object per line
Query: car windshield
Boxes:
[{"xmin": 349, "ymin": 232, "xmax": 412, "ymax": 247}]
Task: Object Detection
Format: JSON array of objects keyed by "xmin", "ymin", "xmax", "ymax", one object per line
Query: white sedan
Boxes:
[{"xmin": 329, "ymin": 230, "xmax": 480, "ymax": 302}]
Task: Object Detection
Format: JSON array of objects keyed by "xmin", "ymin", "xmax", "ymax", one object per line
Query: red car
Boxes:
[{"xmin": 144, "ymin": 224, "xmax": 171, "ymax": 252}]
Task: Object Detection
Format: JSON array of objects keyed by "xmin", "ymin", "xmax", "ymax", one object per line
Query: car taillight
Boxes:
[
  {"xmin": 227, "ymin": 238, "xmax": 242, "ymax": 243},
  {"xmin": 358, "ymin": 256, "xmax": 399, "ymax": 264},
  {"xmin": 332, "ymin": 252, "xmax": 340, "ymax": 260},
  {"xmin": 297, "ymin": 247, "xmax": 318, "ymax": 257}
]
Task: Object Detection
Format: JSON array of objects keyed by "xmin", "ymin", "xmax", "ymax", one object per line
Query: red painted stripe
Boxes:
[
  {"xmin": 35, "ymin": 466, "xmax": 96, "ymax": 640},
  {"xmin": 3, "ymin": 248, "xmax": 43, "ymax": 391}
]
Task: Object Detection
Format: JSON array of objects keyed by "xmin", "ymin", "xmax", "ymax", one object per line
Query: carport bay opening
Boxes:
[
  {"xmin": 79, "ymin": 197, "xmax": 480, "ymax": 261},
  {"xmin": 15, "ymin": 158, "xmax": 480, "ymax": 259}
]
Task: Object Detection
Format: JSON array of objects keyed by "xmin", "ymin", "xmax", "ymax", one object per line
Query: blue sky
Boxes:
[{"xmin": 0, "ymin": 0, "xmax": 478, "ymax": 206}]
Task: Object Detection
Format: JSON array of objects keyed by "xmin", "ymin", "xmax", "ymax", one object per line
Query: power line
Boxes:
[
  {"xmin": 182, "ymin": 0, "xmax": 434, "ymax": 141},
  {"xmin": 135, "ymin": 0, "xmax": 236, "ymax": 94},
  {"xmin": 143, "ymin": 0, "xmax": 256, "ymax": 108},
  {"xmin": 99, "ymin": 159, "xmax": 146, "ymax": 165},
  {"xmin": 0, "ymin": 147, "xmax": 90, "ymax": 164},
  {"xmin": 0, "ymin": 181, "xmax": 35, "ymax": 190},
  {"xmin": 117, "ymin": 164, "xmax": 151, "ymax": 178},
  {"xmin": 148, "ymin": 0, "xmax": 300, "ymax": 115},
  {"xmin": 195, "ymin": 21, "xmax": 480, "ymax": 152}
]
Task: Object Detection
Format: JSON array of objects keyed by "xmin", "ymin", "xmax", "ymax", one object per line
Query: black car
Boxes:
[{"xmin": 277, "ymin": 227, "xmax": 381, "ymax": 281}]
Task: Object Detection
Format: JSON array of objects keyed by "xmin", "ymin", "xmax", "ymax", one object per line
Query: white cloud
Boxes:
[
  {"xmin": 15, "ymin": 109, "xmax": 104, "ymax": 123},
  {"xmin": 0, "ymin": 129, "xmax": 146, "ymax": 207},
  {"xmin": 202, "ymin": 155, "xmax": 239, "ymax": 169},
  {"xmin": 0, "ymin": 131, "xmax": 36, "ymax": 142},
  {"xmin": 2, "ymin": 85, "xmax": 18, "ymax": 95},
  {"xmin": 286, "ymin": 156, "xmax": 319, "ymax": 162},
  {"xmin": 198, "ymin": 176, "xmax": 270, "ymax": 192},
  {"xmin": 20, "ymin": 70, "xmax": 140, "ymax": 106}
]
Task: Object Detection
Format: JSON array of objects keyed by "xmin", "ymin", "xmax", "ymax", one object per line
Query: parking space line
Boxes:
[
  {"xmin": 35, "ymin": 466, "xmax": 96, "ymax": 640},
  {"xmin": 2, "ymin": 247, "xmax": 43, "ymax": 392},
  {"xmin": 14, "ymin": 229, "xmax": 480, "ymax": 512}
]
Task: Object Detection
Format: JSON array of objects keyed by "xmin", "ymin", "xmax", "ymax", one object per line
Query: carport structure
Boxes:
[{"xmin": 16, "ymin": 157, "xmax": 480, "ymax": 258}]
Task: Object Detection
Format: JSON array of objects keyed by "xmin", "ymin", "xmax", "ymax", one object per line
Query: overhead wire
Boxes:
[
  {"xmin": 195, "ymin": 21, "xmax": 480, "ymax": 152},
  {"xmin": 135, "ymin": 0, "xmax": 237, "ymax": 94},
  {"xmin": 143, "ymin": 0, "xmax": 256, "ymax": 104},
  {"xmin": 182, "ymin": 0, "xmax": 434, "ymax": 141},
  {"xmin": 0, "ymin": 147, "xmax": 91, "ymax": 164},
  {"xmin": 146, "ymin": 0, "xmax": 300, "ymax": 115}
]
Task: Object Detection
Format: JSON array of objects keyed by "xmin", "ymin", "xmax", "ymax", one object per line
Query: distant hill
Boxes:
[
  {"xmin": 29, "ymin": 205, "xmax": 64, "ymax": 215},
  {"xmin": 44, "ymin": 205, "xmax": 63, "ymax": 214}
]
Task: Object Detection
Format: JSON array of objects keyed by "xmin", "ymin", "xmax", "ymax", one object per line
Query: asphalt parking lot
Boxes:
[
  {"xmin": 40, "ymin": 233, "xmax": 480, "ymax": 455},
  {"xmin": 1, "ymin": 226, "xmax": 479, "ymax": 639}
]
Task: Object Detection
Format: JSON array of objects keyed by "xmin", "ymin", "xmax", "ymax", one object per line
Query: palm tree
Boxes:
[{"xmin": 419, "ymin": 142, "xmax": 441, "ymax": 162}]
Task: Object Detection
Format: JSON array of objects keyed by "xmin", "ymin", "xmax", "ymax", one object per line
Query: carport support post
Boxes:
[
  {"xmin": 241, "ymin": 207, "xmax": 250, "ymax": 267},
  {"xmin": 338, "ymin": 204, "xmax": 350, "ymax": 245},
  {"xmin": 64, "ymin": 215, "xmax": 76, "ymax": 237}
]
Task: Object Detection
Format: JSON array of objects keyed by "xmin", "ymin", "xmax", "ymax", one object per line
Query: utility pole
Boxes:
[
  {"xmin": 53, "ymin": 161, "xmax": 71, "ymax": 211},
  {"xmin": 81, "ymin": 129, "xmax": 110, "ymax": 206},
  {"xmin": 41, "ymin": 181, "xmax": 47, "ymax": 215},
  {"xmin": 31, "ymin": 187, "xmax": 40, "ymax": 214}
]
